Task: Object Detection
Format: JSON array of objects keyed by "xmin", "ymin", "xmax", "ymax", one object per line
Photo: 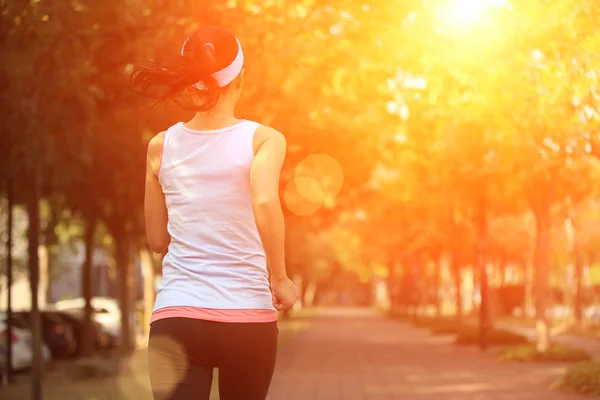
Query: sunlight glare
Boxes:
[{"xmin": 449, "ymin": 0, "xmax": 509, "ymax": 22}]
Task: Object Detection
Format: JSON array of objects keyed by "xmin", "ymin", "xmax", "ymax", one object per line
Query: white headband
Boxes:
[{"xmin": 181, "ymin": 38, "xmax": 244, "ymax": 90}]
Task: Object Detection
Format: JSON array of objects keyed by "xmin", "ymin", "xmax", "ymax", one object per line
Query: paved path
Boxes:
[
  {"xmin": 1, "ymin": 308, "xmax": 588, "ymax": 399},
  {"xmin": 267, "ymin": 308, "xmax": 586, "ymax": 400}
]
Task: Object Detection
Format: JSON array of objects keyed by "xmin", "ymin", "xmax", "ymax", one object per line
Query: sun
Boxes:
[{"xmin": 449, "ymin": 0, "xmax": 509, "ymax": 22}]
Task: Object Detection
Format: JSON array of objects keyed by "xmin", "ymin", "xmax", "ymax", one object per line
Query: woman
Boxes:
[{"xmin": 132, "ymin": 26, "xmax": 298, "ymax": 400}]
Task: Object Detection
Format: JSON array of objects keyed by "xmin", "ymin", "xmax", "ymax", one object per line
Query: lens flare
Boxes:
[
  {"xmin": 284, "ymin": 177, "xmax": 324, "ymax": 216},
  {"xmin": 295, "ymin": 154, "xmax": 344, "ymax": 198},
  {"xmin": 449, "ymin": 0, "xmax": 509, "ymax": 22}
]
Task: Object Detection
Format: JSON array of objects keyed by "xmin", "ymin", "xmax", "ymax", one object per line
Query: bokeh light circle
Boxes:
[
  {"xmin": 295, "ymin": 154, "xmax": 344, "ymax": 198},
  {"xmin": 284, "ymin": 176, "xmax": 324, "ymax": 216}
]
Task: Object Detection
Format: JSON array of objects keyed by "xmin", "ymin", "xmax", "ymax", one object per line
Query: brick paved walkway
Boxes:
[
  {"xmin": 267, "ymin": 308, "xmax": 586, "ymax": 400},
  {"xmin": 1, "ymin": 308, "xmax": 588, "ymax": 399}
]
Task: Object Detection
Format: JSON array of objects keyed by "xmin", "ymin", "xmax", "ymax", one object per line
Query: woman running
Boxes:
[{"xmin": 132, "ymin": 25, "xmax": 298, "ymax": 400}]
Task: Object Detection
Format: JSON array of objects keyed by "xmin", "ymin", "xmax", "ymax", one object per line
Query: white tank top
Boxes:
[{"xmin": 153, "ymin": 120, "xmax": 275, "ymax": 313}]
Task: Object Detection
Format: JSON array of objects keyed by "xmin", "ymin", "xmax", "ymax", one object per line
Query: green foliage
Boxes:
[
  {"xmin": 558, "ymin": 361, "xmax": 600, "ymax": 396},
  {"xmin": 3, "ymin": 0, "xmax": 600, "ymax": 355},
  {"xmin": 498, "ymin": 344, "xmax": 591, "ymax": 363}
]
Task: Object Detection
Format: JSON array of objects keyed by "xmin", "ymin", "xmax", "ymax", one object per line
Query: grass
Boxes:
[
  {"xmin": 411, "ymin": 317, "xmax": 472, "ymax": 335},
  {"xmin": 389, "ymin": 310, "xmax": 471, "ymax": 331},
  {"xmin": 498, "ymin": 316, "xmax": 538, "ymax": 329},
  {"xmin": 455, "ymin": 326, "xmax": 530, "ymax": 346},
  {"xmin": 428, "ymin": 319, "xmax": 473, "ymax": 335},
  {"xmin": 389, "ymin": 311, "xmax": 532, "ymax": 346},
  {"xmin": 500, "ymin": 316, "xmax": 600, "ymax": 341},
  {"xmin": 567, "ymin": 323, "xmax": 600, "ymax": 340},
  {"xmin": 388, "ymin": 309, "xmax": 413, "ymax": 322},
  {"xmin": 411, "ymin": 316, "xmax": 443, "ymax": 328},
  {"xmin": 498, "ymin": 343, "xmax": 592, "ymax": 363},
  {"xmin": 557, "ymin": 361, "xmax": 600, "ymax": 396}
]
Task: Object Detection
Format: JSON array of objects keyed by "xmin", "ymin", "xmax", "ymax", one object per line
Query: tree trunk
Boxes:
[
  {"xmin": 139, "ymin": 247, "xmax": 156, "ymax": 338},
  {"xmin": 27, "ymin": 166, "xmax": 43, "ymax": 400},
  {"xmin": 524, "ymin": 212, "xmax": 535, "ymax": 319},
  {"xmin": 386, "ymin": 257, "xmax": 394, "ymax": 308},
  {"xmin": 533, "ymin": 207, "xmax": 551, "ymax": 352},
  {"xmin": 44, "ymin": 208, "xmax": 59, "ymax": 304},
  {"xmin": 115, "ymin": 228, "xmax": 134, "ymax": 353},
  {"xmin": 107, "ymin": 257, "xmax": 117, "ymax": 298},
  {"xmin": 46, "ymin": 251, "xmax": 53, "ymax": 304},
  {"xmin": 410, "ymin": 254, "xmax": 421, "ymax": 319},
  {"xmin": 573, "ymin": 243, "xmax": 583, "ymax": 329},
  {"xmin": 476, "ymin": 192, "xmax": 490, "ymax": 352},
  {"xmin": 4, "ymin": 177, "xmax": 14, "ymax": 382},
  {"xmin": 433, "ymin": 255, "xmax": 442, "ymax": 318},
  {"xmin": 451, "ymin": 254, "xmax": 463, "ymax": 324},
  {"xmin": 81, "ymin": 216, "xmax": 96, "ymax": 357},
  {"xmin": 499, "ymin": 256, "xmax": 507, "ymax": 288},
  {"xmin": 303, "ymin": 281, "xmax": 317, "ymax": 308}
]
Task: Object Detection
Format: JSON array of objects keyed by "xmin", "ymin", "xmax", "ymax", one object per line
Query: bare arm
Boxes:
[
  {"xmin": 144, "ymin": 132, "xmax": 170, "ymax": 254},
  {"xmin": 250, "ymin": 125, "xmax": 287, "ymax": 281}
]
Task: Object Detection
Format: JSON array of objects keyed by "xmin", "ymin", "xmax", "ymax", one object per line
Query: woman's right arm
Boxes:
[
  {"xmin": 251, "ymin": 125, "xmax": 297, "ymax": 310},
  {"xmin": 250, "ymin": 126, "xmax": 287, "ymax": 281}
]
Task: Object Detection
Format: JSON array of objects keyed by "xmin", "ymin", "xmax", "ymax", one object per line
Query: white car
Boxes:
[
  {"xmin": 52, "ymin": 297, "xmax": 127, "ymax": 340},
  {"xmin": 546, "ymin": 305, "xmax": 571, "ymax": 319},
  {"xmin": 0, "ymin": 316, "xmax": 51, "ymax": 371},
  {"xmin": 585, "ymin": 305, "xmax": 600, "ymax": 321}
]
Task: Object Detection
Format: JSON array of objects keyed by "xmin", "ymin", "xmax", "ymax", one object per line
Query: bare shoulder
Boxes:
[
  {"xmin": 146, "ymin": 131, "xmax": 166, "ymax": 176},
  {"xmin": 253, "ymin": 125, "xmax": 286, "ymax": 154},
  {"xmin": 147, "ymin": 131, "xmax": 166, "ymax": 157},
  {"xmin": 256, "ymin": 125, "xmax": 285, "ymax": 140}
]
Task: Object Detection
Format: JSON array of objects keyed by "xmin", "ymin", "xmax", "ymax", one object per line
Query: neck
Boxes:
[{"xmin": 186, "ymin": 97, "xmax": 239, "ymax": 130}]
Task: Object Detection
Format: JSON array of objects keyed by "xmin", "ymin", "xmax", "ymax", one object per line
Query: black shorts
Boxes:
[{"xmin": 148, "ymin": 317, "xmax": 278, "ymax": 400}]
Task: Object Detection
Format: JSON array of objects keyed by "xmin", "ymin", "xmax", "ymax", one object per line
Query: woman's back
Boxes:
[
  {"xmin": 154, "ymin": 120, "xmax": 275, "ymax": 312},
  {"xmin": 137, "ymin": 25, "xmax": 297, "ymax": 399}
]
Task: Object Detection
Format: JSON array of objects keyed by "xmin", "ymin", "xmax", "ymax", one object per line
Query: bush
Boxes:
[
  {"xmin": 557, "ymin": 361, "xmax": 600, "ymax": 396},
  {"xmin": 412, "ymin": 317, "xmax": 465, "ymax": 334},
  {"xmin": 410, "ymin": 317, "xmax": 478, "ymax": 335},
  {"xmin": 390, "ymin": 312, "xmax": 467, "ymax": 335},
  {"xmin": 427, "ymin": 319, "xmax": 471, "ymax": 335},
  {"xmin": 388, "ymin": 309, "xmax": 412, "ymax": 321},
  {"xmin": 455, "ymin": 326, "xmax": 530, "ymax": 346},
  {"xmin": 411, "ymin": 316, "xmax": 441, "ymax": 328},
  {"xmin": 498, "ymin": 344, "xmax": 592, "ymax": 363}
]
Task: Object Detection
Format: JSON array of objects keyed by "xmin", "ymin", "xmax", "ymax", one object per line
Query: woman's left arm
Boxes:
[{"xmin": 145, "ymin": 132, "xmax": 170, "ymax": 254}]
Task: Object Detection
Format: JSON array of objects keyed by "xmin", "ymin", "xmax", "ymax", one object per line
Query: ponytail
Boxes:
[
  {"xmin": 130, "ymin": 49, "xmax": 221, "ymax": 111},
  {"xmin": 131, "ymin": 26, "xmax": 241, "ymax": 112}
]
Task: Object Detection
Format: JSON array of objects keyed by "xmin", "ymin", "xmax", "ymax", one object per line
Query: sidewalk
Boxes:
[
  {"xmin": 496, "ymin": 322, "xmax": 600, "ymax": 360},
  {"xmin": 1, "ymin": 308, "xmax": 588, "ymax": 399},
  {"xmin": 267, "ymin": 308, "xmax": 587, "ymax": 400}
]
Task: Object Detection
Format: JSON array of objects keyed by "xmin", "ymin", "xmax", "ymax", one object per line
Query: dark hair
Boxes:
[{"xmin": 131, "ymin": 26, "xmax": 240, "ymax": 111}]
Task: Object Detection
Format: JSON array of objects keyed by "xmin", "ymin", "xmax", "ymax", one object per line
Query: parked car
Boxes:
[
  {"xmin": 53, "ymin": 297, "xmax": 123, "ymax": 341},
  {"xmin": 546, "ymin": 305, "xmax": 571, "ymax": 319},
  {"xmin": 45, "ymin": 310, "xmax": 112, "ymax": 356},
  {"xmin": 9, "ymin": 311, "xmax": 77, "ymax": 359},
  {"xmin": 585, "ymin": 305, "xmax": 600, "ymax": 321},
  {"xmin": 0, "ymin": 314, "xmax": 51, "ymax": 372}
]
